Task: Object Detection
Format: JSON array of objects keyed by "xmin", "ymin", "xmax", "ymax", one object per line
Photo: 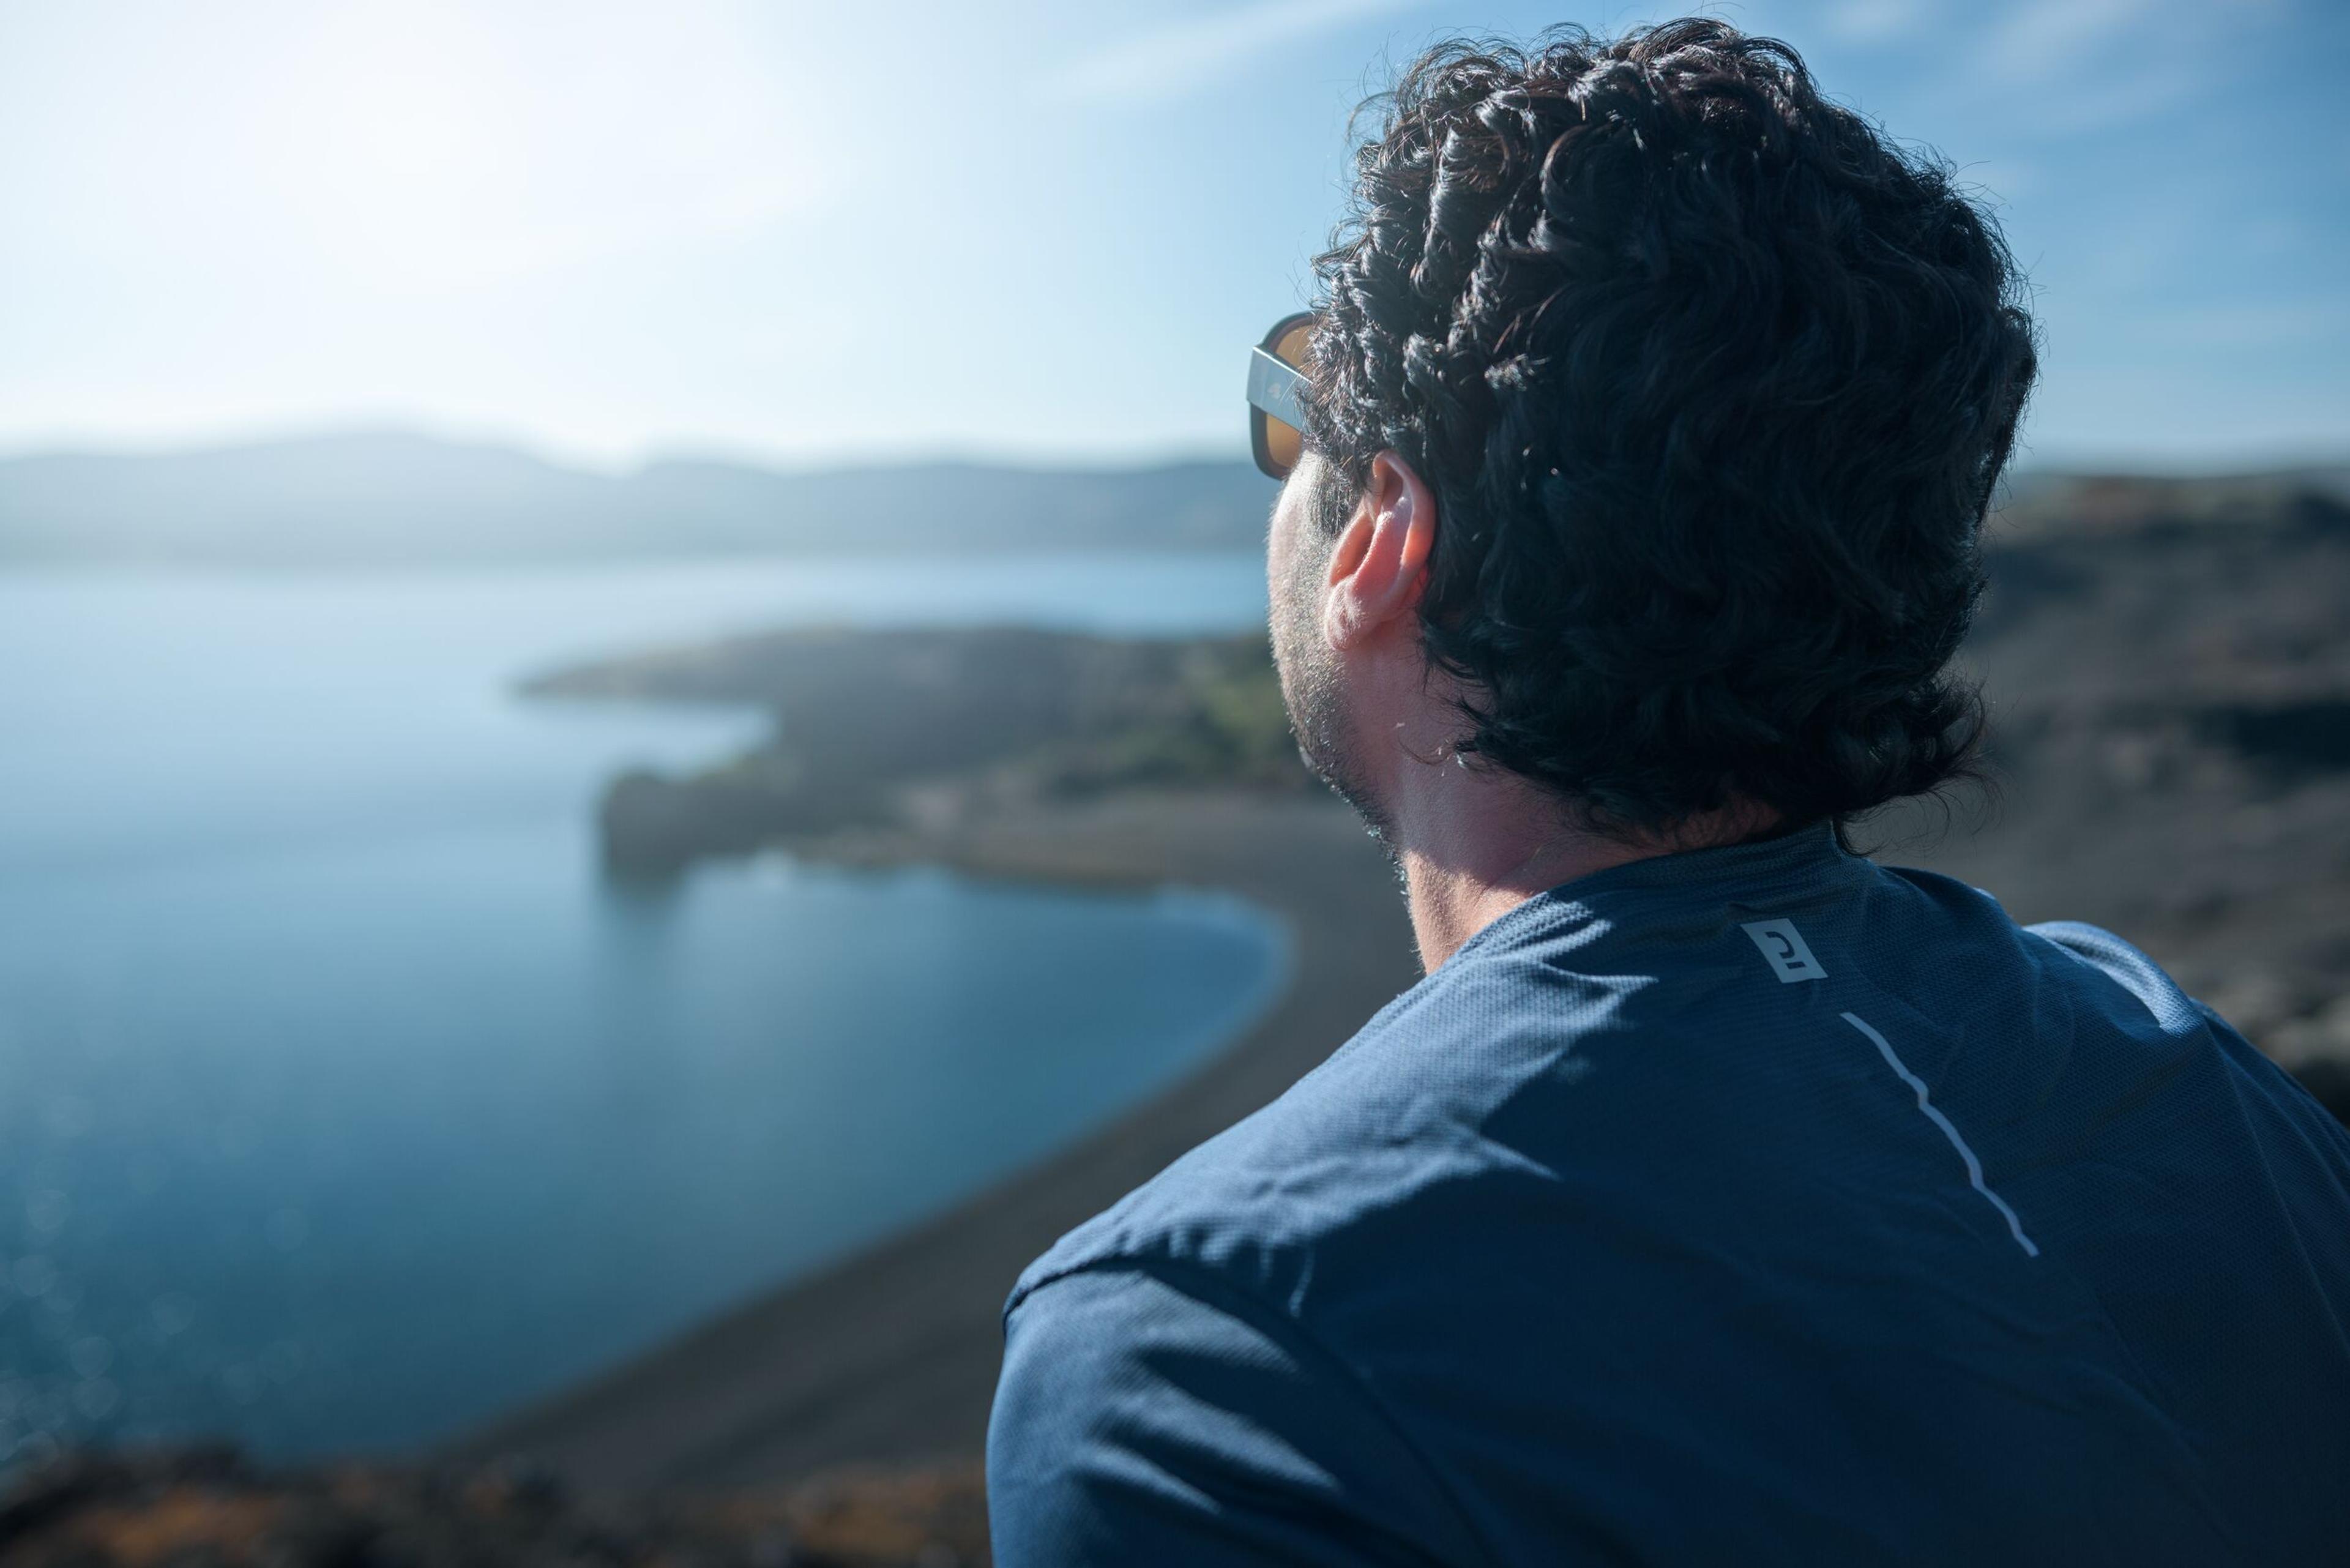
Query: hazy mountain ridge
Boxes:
[
  {"xmin": 7, "ymin": 430, "xmax": 2346, "ymax": 566},
  {"xmin": 0, "ymin": 431, "xmax": 1273, "ymax": 563}
]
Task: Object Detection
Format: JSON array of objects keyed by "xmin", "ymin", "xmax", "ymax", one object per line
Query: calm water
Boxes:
[{"xmin": 0, "ymin": 555, "xmax": 1281, "ymax": 1461}]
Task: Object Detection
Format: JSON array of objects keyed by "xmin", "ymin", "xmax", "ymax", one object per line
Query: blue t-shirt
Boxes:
[{"xmin": 987, "ymin": 826, "xmax": 2350, "ymax": 1565}]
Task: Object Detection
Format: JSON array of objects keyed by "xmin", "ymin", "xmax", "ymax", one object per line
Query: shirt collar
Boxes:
[{"xmin": 1445, "ymin": 821, "xmax": 1863, "ymax": 966}]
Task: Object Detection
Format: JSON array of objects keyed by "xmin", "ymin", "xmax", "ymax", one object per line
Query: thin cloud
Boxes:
[
  {"xmin": 1984, "ymin": 0, "xmax": 2160, "ymax": 82},
  {"xmin": 1048, "ymin": 0, "xmax": 1436, "ymax": 106},
  {"xmin": 1949, "ymin": 0, "xmax": 2237, "ymax": 140},
  {"xmin": 1822, "ymin": 0, "xmax": 1938, "ymax": 47},
  {"xmin": 2011, "ymin": 60, "xmax": 2199, "ymax": 135}
]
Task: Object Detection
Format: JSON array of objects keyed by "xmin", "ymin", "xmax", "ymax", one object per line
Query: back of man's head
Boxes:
[{"xmin": 1302, "ymin": 19, "xmax": 2039, "ymax": 836}]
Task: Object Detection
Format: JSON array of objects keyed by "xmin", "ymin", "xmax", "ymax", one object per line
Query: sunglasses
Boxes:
[{"xmin": 1246, "ymin": 311, "xmax": 1313, "ymax": 480}]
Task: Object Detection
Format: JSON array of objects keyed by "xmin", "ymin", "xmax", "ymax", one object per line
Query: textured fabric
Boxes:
[{"xmin": 988, "ymin": 826, "xmax": 2350, "ymax": 1566}]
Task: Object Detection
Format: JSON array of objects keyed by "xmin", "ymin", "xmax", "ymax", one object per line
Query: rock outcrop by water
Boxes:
[{"xmin": 525, "ymin": 627, "xmax": 1313, "ymax": 877}]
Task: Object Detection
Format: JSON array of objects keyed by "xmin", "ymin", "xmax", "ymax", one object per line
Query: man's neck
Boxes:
[
  {"xmin": 1396, "ymin": 827, "xmax": 1648, "ymax": 976},
  {"xmin": 1384, "ymin": 761, "xmax": 1774, "ymax": 973}
]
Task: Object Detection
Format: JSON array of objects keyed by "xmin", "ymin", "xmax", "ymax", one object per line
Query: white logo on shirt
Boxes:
[{"xmin": 1742, "ymin": 919, "xmax": 1826, "ymax": 983}]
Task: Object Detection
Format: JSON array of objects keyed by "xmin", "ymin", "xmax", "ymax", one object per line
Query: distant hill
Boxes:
[
  {"xmin": 0, "ymin": 431, "xmax": 1273, "ymax": 564},
  {"xmin": 2, "ymin": 428, "xmax": 2344, "ymax": 566}
]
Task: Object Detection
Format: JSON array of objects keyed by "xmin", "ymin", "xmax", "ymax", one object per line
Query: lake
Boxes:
[{"xmin": 0, "ymin": 554, "xmax": 1281, "ymax": 1462}]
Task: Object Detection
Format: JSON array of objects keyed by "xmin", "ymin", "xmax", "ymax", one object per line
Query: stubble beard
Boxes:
[{"xmin": 1269, "ymin": 537, "xmax": 1396, "ymax": 850}]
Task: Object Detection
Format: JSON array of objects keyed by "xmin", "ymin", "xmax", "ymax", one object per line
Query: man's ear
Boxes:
[{"xmin": 1324, "ymin": 451, "xmax": 1436, "ymax": 651}]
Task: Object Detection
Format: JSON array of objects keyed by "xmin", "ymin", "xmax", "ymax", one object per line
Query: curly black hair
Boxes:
[{"xmin": 1301, "ymin": 18, "xmax": 2038, "ymax": 835}]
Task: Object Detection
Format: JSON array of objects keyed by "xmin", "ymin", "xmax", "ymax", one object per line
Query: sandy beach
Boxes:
[{"xmin": 457, "ymin": 790, "xmax": 1418, "ymax": 1490}]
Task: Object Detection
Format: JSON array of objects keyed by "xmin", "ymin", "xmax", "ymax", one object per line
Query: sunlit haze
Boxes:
[{"xmin": 2, "ymin": 0, "xmax": 2344, "ymax": 469}]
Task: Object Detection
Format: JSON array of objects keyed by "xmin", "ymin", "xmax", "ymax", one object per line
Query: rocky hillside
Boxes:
[{"xmin": 1870, "ymin": 475, "xmax": 2350, "ymax": 1076}]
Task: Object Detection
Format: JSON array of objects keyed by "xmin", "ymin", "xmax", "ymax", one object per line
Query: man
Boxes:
[{"xmin": 988, "ymin": 20, "xmax": 2350, "ymax": 1564}]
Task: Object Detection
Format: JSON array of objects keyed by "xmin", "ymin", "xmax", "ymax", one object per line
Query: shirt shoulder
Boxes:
[
  {"xmin": 2023, "ymin": 916, "xmax": 2350, "ymax": 1144},
  {"xmin": 989, "ymin": 1262, "xmax": 1485, "ymax": 1566},
  {"xmin": 1006, "ymin": 920, "xmax": 1652, "ymax": 1322},
  {"xmin": 2023, "ymin": 918, "xmax": 2207, "ymax": 1029}
]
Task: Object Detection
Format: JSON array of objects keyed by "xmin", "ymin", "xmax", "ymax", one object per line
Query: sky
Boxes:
[{"xmin": 0, "ymin": 0, "xmax": 2344, "ymax": 472}]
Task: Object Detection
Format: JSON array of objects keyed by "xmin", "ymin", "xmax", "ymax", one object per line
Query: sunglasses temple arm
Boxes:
[{"xmin": 1246, "ymin": 348, "xmax": 1310, "ymax": 428}]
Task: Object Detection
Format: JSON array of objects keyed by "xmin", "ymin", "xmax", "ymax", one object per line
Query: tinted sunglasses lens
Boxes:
[{"xmin": 1251, "ymin": 317, "xmax": 1313, "ymax": 479}]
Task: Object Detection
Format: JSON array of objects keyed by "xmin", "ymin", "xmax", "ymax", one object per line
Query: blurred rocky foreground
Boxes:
[{"xmin": 0, "ymin": 1446, "xmax": 988, "ymax": 1567}]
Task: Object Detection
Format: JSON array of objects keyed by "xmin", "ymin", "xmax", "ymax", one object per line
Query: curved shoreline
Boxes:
[{"xmin": 455, "ymin": 791, "xmax": 1418, "ymax": 1490}]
